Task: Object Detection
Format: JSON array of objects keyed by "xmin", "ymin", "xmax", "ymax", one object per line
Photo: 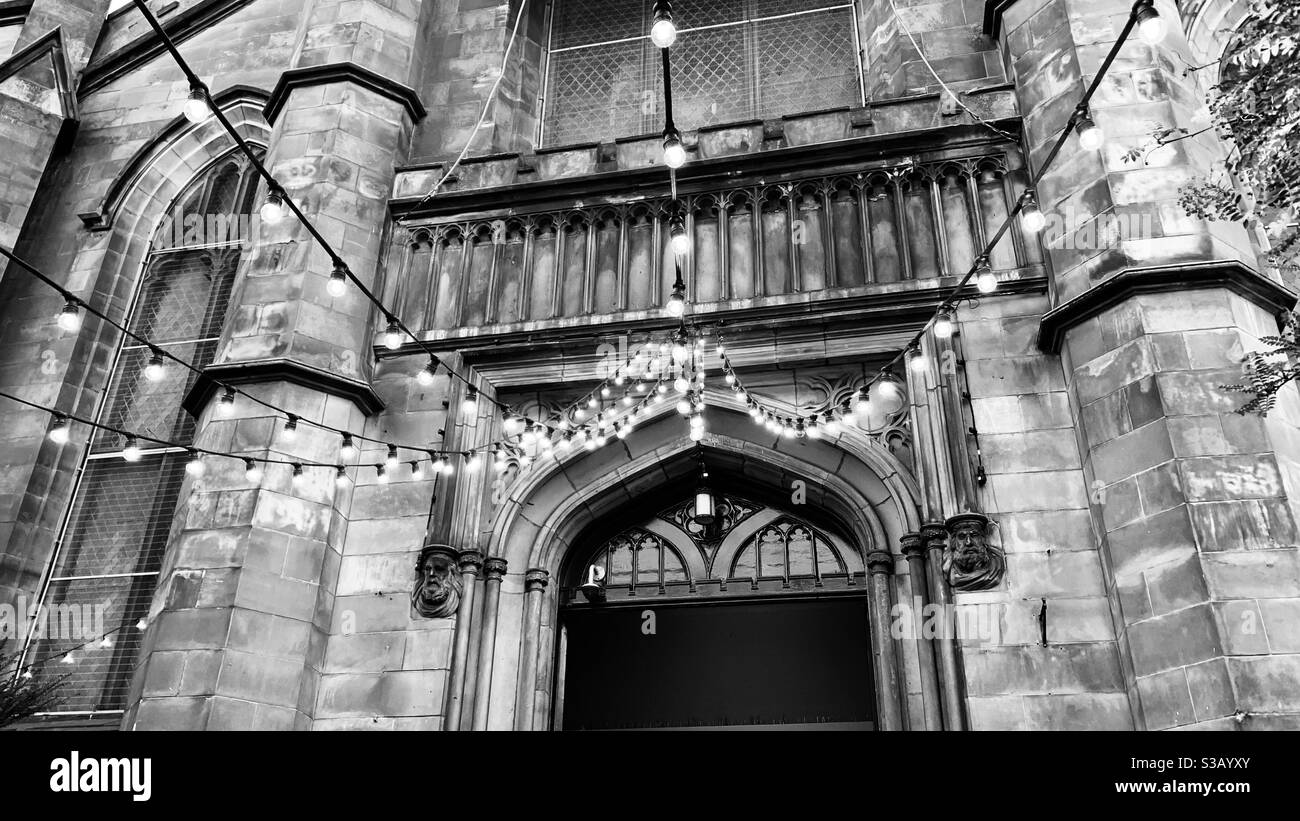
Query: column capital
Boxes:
[
  {"xmin": 524, "ymin": 568, "xmax": 550, "ymax": 592},
  {"xmin": 899, "ymin": 532, "xmax": 926, "ymax": 560},
  {"xmin": 865, "ymin": 549, "xmax": 895, "ymax": 576},
  {"xmin": 483, "ymin": 556, "xmax": 509, "ymax": 581},
  {"xmin": 457, "ymin": 550, "xmax": 485, "ymax": 576},
  {"xmin": 920, "ymin": 521, "xmax": 949, "ymax": 551}
]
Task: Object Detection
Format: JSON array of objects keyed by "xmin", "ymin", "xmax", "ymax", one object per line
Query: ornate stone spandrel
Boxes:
[
  {"xmin": 943, "ymin": 512, "xmax": 1005, "ymax": 592},
  {"xmin": 412, "ymin": 544, "xmax": 463, "ymax": 619}
]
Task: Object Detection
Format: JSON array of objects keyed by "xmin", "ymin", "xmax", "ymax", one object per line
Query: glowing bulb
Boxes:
[
  {"xmin": 909, "ymin": 349, "xmax": 929, "ymax": 372},
  {"xmin": 328, "ymin": 262, "xmax": 348, "ymax": 297},
  {"xmin": 666, "ymin": 284, "xmax": 686, "ymax": 317},
  {"xmin": 1020, "ymin": 194, "xmax": 1046, "ymax": 233},
  {"xmin": 182, "ymin": 85, "xmax": 210, "ymax": 124},
  {"xmin": 217, "ymin": 387, "xmax": 236, "ymax": 415},
  {"xmin": 823, "ymin": 418, "xmax": 840, "ymax": 435},
  {"xmin": 690, "ymin": 414, "xmax": 705, "ymax": 429},
  {"xmin": 136, "ymin": 618, "xmax": 149, "ymax": 631},
  {"xmin": 340, "ymin": 434, "xmax": 359, "ymax": 461},
  {"xmin": 417, "ymin": 358, "xmax": 437, "ymax": 386},
  {"xmin": 123, "ymin": 437, "xmax": 141, "ymax": 462},
  {"xmin": 462, "ymin": 387, "xmax": 478, "ymax": 415},
  {"xmin": 185, "ymin": 450, "xmax": 205, "ymax": 476},
  {"xmin": 465, "ymin": 452, "xmax": 482, "ymax": 472},
  {"xmin": 674, "ymin": 376, "xmax": 689, "ymax": 392},
  {"xmin": 689, "ymin": 426, "xmax": 704, "ymax": 441},
  {"xmin": 934, "ymin": 313, "xmax": 954, "ymax": 339},
  {"xmin": 657, "ymin": 383, "xmax": 668, "ymax": 395},
  {"xmin": 724, "ymin": 373, "xmax": 735, "ymax": 385},
  {"xmin": 1076, "ymin": 114, "xmax": 1104, "ymax": 151},
  {"xmin": 383, "ymin": 319, "xmax": 403, "ymax": 350},
  {"xmin": 806, "ymin": 420, "xmax": 821, "ymax": 439},
  {"xmin": 975, "ymin": 258, "xmax": 997, "ymax": 293},
  {"xmin": 245, "ymin": 459, "xmax": 263, "ymax": 482},
  {"xmin": 44, "ymin": 415, "xmax": 67, "ymax": 445},
  {"xmin": 672, "ymin": 343, "xmax": 688, "ymax": 364},
  {"xmin": 878, "ymin": 380, "xmax": 901, "ymax": 402},
  {"xmin": 100, "ymin": 636, "xmax": 114, "ymax": 648},
  {"xmin": 650, "ymin": 18, "xmax": 676, "ymax": 49},
  {"xmin": 144, "ymin": 350, "xmax": 166, "ymax": 382},
  {"xmin": 1136, "ymin": 4, "xmax": 1166, "ymax": 44},
  {"xmin": 259, "ymin": 189, "xmax": 285, "ymax": 224},
  {"xmin": 375, "ymin": 464, "xmax": 388, "ymax": 484},
  {"xmin": 663, "ymin": 131, "xmax": 686, "ymax": 169},
  {"xmin": 291, "ymin": 463, "xmax": 305, "ymax": 484},
  {"xmin": 335, "ymin": 466, "xmax": 350, "ymax": 488},
  {"xmin": 670, "ymin": 221, "xmax": 690, "ymax": 256},
  {"xmin": 410, "ymin": 461, "xmax": 423, "ymax": 479},
  {"xmin": 385, "ymin": 445, "xmax": 399, "ymax": 470},
  {"xmin": 57, "ymin": 300, "xmax": 81, "ymax": 332}
]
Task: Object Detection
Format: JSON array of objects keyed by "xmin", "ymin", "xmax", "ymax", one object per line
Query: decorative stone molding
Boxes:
[
  {"xmin": 524, "ymin": 568, "xmax": 550, "ymax": 592},
  {"xmin": 263, "ymin": 62, "xmax": 427, "ymax": 125},
  {"xmin": 943, "ymin": 512, "xmax": 1005, "ymax": 592},
  {"xmin": 458, "ymin": 550, "xmax": 485, "ymax": 576},
  {"xmin": 483, "ymin": 557, "xmax": 509, "ymax": 581},
  {"xmin": 182, "ymin": 359, "xmax": 385, "ymax": 418},
  {"xmin": 899, "ymin": 532, "xmax": 925, "ymax": 561},
  {"xmin": 865, "ymin": 549, "xmax": 894, "ymax": 576},
  {"xmin": 411, "ymin": 544, "xmax": 462, "ymax": 619},
  {"xmin": 920, "ymin": 522, "xmax": 949, "ymax": 556}
]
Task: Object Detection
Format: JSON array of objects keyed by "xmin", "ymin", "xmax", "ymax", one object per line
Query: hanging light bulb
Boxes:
[
  {"xmin": 853, "ymin": 388, "xmax": 872, "ymax": 418},
  {"xmin": 635, "ymin": 380, "xmax": 646, "ymax": 393},
  {"xmin": 1019, "ymin": 190, "xmax": 1046, "ymax": 233},
  {"xmin": 806, "ymin": 417, "xmax": 820, "ymax": 439},
  {"xmin": 622, "ymin": 392, "xmax": 634, "ymax": 406},
  {"xmin": 522, "ymin": 424, "xmax": 538, "ymax": 446},
  {"xmin": 339, "ymin": 433, "xmax": 359, "ymax": 461},
  {"xmin": 217, "ymin": 386, "xmax": 236, "ymax": 415},
  {"xmin": 185, "ymin": 449, "xmax": 205, "ymax": 476},
  {"xmin": 410, "ymin": 460, "xmax": 423, "ymax": 479},
  {"xmin": 823, "ymin": 416, "xmax": 840, "ymax": 435},
  {"xmin": 662, "ymin": 128, "xmax": 686, "ymax": 169},
  {"xmin": 615, "ymin": 422, "xmax": 631, "ymax": 439},
  {"xmin": 574, "ymin": 408, "xmax": 587, "ymax": 421},
  {"xmin": 690, "ymin": 413, "xmax": 705, "ymax": 429},
  {"xmin": 464, "ymin": 451, "xmax": 482, "ymax": 472},
  {"xmin": 878, "ymin": 377, "xmax": 901, "ymax": 403},
  {"xmin": 383, "ymin": 317, "xmax": 404, "ymax": 350},
  {"xmin": 291, "ymin": 463, "xmax": 305, "ymax": 484},
  {"xmin": 600, "ymin": 386, "xmax": 611, "ymax": 398},
  {"xmin": 1076, "ymin": 110, "xmax": 1104, "ymax": 151},
  {"xmin": 503, "ymin": 415, "xmax": 522, "ymax": 436},
  {"xmin": 385, "ymin": 444, "xmax": 399, "ymax": 470},
  {"xmin": 672, "ymin": 339, "xmax": 688, "ymax": 364},
  {"xmin": 259, "ymin": 188, "xmax": 286, "ymax": 224},
  {"xmin": 245, "ymin": 459, "xmax": 263, "ymax": 482},
  {"xmin": 122, "ymin": 436, "xmax": 142, "ymax": 462},
  {"xmin": 57, "ymin": 299, "xmax": 81, "ymax": 332},
  {"xmin": 1135, "ymin": 2, "xmax": 1166, "ymax": 44},
  {"xmin": 375, "ymin": 464, "xmax": 388, "ymax": 484},
  {"xmin": 650, "ymin": 0, "xmax": 677, "ymax": 48},
  {"xmin": 669, "ymin": 214, "xmax": 690, "ymax": 256},
  {"xmin": 417, "ymin": 356, "xmax": 438, "ymax": 386},
  {"xmin": 328, "ymin": 261, "xmax": 349, "ymax": 297},
  {"xmin": 431, "ymin": 454, "xmax": 447, "ymax": 475},
  {"xmin": 724, "ymin": 372, "xmax": 735, "ymax": 385},
  {"xmin": 666, "ymin": 279, "xmax": 686, "ymax": 317},
  {"xmin": 62, "ymin": 653, "xmax": 76, "ymax": 665},
  {"xmin": 975, "ymin": 256, "xmax": 998, "ymax": 293},
  {"xmin": 182, "ymin": 84, "xmax": 210, "ymax": 124},
  {"xmin": 909, "ymin": 345, "xmax": 929, "ymax": 373},
  {"xmin": 335, "ymin": 465, "xmax": 350, "ymax": 488},
  {"xmin": 462, "ymin": 387, "xmax": 479, "ymax": 415},
  {"xmin": 135, "ymin": 618, "xmax": 149, "ymax": 631},
  {"xmin": 673, "ymin": 376, "xmax": 689, "ymax": 393},
  {"xmin": 934, "ymin": 312, "xmax": 955, "ymax": 339},
  {"xmin": 144, "ymin": 348, "xmax": 166, "ymax": 382},
  {"xmin": 689, "ymin": 426, "xmax": 704, "ymax": 441},
  {"xmin": 657, "ymin": 382, "xmax": 668, "ymax": 395},
  {"xmin": 282, "ymin": 414, "xmax": 299, "ymax": 441}
]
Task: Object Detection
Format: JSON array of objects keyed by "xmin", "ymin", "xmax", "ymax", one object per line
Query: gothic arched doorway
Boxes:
[{"xmin": 555, "ymin": 486, "xmax": 875, "ymax": 730}]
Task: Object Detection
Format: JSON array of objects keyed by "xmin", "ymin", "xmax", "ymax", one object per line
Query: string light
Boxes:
[
  {"xmin": 185, "ymin": 449, "xmax": 205, "ymax": 476},
  {"xmin": 216, "ymin": 386, "xmax": 236, "ymax": 415},
  {"xmin": 417, "ymin": 356, "xmax": 438, "ymax": 386},
  {"xmin": 1076, "ymin": 108, "xmax": 1104, "ymax": 151},
  {"xmin": 650, "ymin": 0, "xmax": 676, "ymax": 48},
  {"xmin": 375, "ymin": 464, "xmax": 389, "ymax": 484},
  {"xmin": 182, "ymin": 84, "xmax": 210, "ymax": 124},
  {"xmin": 908, "ymin": 344, "xmax": 929, "ymax": 373},
  {"xmin": 1135, "ymin": 1, "xmax": 1166, "ymax": 44},
  {"xmin": 282, "ymin": 414, "xmax": 298, "ymax": 440},
  {"xmin": 291, "ymin": 463, "xmax": 305, "ymax": 484},
  {"xmin": 245, "ymin": 459, "xmax": 263, "ymax": 482},
  {"xmin": 144, "ymin": 348, "xmax": 166, "ymax": 381},
  {"xmin": 662, "ymin": 128, "xmax": 686, "ymax": 169},
  {"xmin": 57, "ymin": 299, "xmax": 80, "ymax": 332},
  {"xmin": 123, "ymin": 436, "xmax": 142, "ymax": 462},
  {"xmin": 48, "ymin": 414, "xmax": 70, "ymax": 444},
  {"xmin": 934, "ymin": 312, "xmax": 954, "ymax": 339},
  {"xmin": 385, "ymin": 445, "xmax": 399, "ymax": 469},
  {"xmin": 462, "ymin": 387, "xmax": 479, "ymax": 415},
  {"xmin": 410, "ymin": 460, "xmax": 423, "ymax": 479},
  {"xmin": 335, "ymin": 466, "xmax": 350, "ymax": 488},
  {"xmin": 259, "ymin": 188, "xmax": 286, "ymax": 224},
  {"xmin": 1019, "ymin": 190, "xmax": 1046, "ymax": 233},
  {"xmin": 976, "ymin": 256, "xmax": 998, "ymax": 293},
  {"xmin": 328, "ymin": 261, "xmax": 349, "ymax": 297},
  {"xmin": 383, "ymin": 317, "xmax": 404, "ymax": 350},
  {"xmin": 666, "ymin": 278, "xmax": 686, "ymax": 317},
  {"xmin": 669, "ymin": 214, "xmax": 690, "ymax": 256},
  {"xmin": 464, "ymin": 451, "xmax": 482, "ymax": 472},
  {"xmin": 340, "ymin": 434, "xmax": 359, "ymax": 461}
]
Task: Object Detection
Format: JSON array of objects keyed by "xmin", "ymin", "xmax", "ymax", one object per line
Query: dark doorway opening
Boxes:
[{"xmin": 559, "ymin": 595, "xmax": 874, "ymax": 730}]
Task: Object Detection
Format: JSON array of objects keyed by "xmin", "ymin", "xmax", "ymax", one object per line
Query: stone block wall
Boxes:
[{"xmin": 857, "ymin": 0, "xmax": 1005, "ymax": 100}]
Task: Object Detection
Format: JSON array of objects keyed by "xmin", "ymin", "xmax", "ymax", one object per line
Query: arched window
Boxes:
[
  {"xmin": 541, "ymin": 0, "xmax": 863, "ymax": 147},
  {"xmin": 24, "ymin": 151, "xmax": 261, "ymax": 716},
  {"xmin": 729, "ymin": 517, "xmax": 846, "ymax": 582},
  {"xmin": 587, "ymin": 528, "xmax": 690, "ymax": 593}
]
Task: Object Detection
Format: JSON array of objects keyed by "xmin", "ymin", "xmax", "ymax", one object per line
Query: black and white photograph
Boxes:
[{"xmin": 0, "ymin": 0, "xmax": 1294, "ymax": 802}]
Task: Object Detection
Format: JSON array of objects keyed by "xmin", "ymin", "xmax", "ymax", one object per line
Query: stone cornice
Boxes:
[
  {"xmin": 1036, "ymin": 262, "xmax": 1297, "ymax": 354},
  {"xmin": 78, "ymin": 0, "xmax": 253, "ymax": 96},
  {"xmin": 181, "ymin": 359, "xmax": 385, "ymax": 418},
  {"xmin": 263, "ymin": 62, "xmax": 426, "ymax": 125}
]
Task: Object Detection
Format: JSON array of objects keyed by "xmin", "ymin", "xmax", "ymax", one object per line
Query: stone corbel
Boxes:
[
  {"xmin": 943, "ymin": 512, "xmax": 1004, "ymax": 592},
  {"xmin": 411, "ymin": 543, "xmax": 462, "ymax": 619}
]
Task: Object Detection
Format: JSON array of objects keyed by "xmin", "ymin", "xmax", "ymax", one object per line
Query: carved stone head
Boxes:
[
  {"xmin": 412, "ymin": 545, "xmax": 462, "ymax": 619},
  {"xmin": 943, "ymin": 513, "xmax": 1004, "ymax": 592}
]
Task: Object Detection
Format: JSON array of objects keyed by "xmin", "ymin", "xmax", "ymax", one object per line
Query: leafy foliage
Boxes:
[
  {"xmin": 0, "ymin": 641, "xmax": 65, "ymax": 729},
  {"xmin": 1222, "ymin": 314, "xmax": 1300, "ymax": 415}
]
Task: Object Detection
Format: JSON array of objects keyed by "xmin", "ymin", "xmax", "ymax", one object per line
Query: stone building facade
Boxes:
[{"xmin": 0, "ymin": 0, "xmax": 1297, "ymax": 730}]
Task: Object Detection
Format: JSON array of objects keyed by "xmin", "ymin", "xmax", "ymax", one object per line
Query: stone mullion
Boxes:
[
  {"xmin": 890, "ymin": 172, "xmax": 913, "ymax": 279},
  {"xmin": 856, "ymin": 182, "xmax": 876, "ymax": 283}
]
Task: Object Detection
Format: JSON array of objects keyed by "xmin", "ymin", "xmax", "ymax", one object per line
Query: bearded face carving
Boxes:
[
  {"xmin": 412, "ymin": 545, "xmax": 462, "ymax": 619},
  {"xmin": 943, "ymin": 513, "xmax": 1004, "ymax": 591}
]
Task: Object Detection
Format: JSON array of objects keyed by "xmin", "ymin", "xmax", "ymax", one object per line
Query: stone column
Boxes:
[
  {"xmin": 922, "ymin": 521, "xmax": 966, "ymax": 729},
  {"xmin": 470, "ymin": 556, "xmax": 508, "ymax": 731},
  {"xmin": 866, "ymin": 548, "xmax": 904, "ymax": 730},
  {"xmin": 513, "ymin": 568, "xmax": 550, "ymax": 730},
  {"xmin": 443, "ymin": 549, "xmax": 482, "ymax": 731},
  {"xmin": 990, "ymin": 0, "xmax": 1300, "ymax": 728},
  {"xmin": 900, "ymin": 532, "xmax": 944, "ymax": 731}
]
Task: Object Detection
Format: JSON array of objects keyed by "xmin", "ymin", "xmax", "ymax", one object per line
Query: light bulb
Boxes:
[
  {"xmin": 806, "ymin": 420, "xmax": 821, "ymax": 439},
  {"xmin": 1076, "ymin": 115, "xmax": 1104, "ymax": 151},
  {"xmin": 57, "ymin": 300, "xmax": 81, "ymax": 332},
  {"xmin": 385, "ymin": 445, "xmax": 399, "ymax": 470},
  {"xmin": 375, "ymin": 464, "xmax": 388, "ymax": 484},
  {"xmin": 217, "ymin": 387, "xmax": 236, "ymax": 415},
  {"xmin": 1020, "ymin": 195, "xmax": 1046, "ymax": 233},
  {"xmin": 854, "ymin": 393, "xmax": 871, "ymax": 418},
  {"xmin": 934, "ymin": 313, "xmax": 954, "ymax": 339},
  {"xmin": 291, "ymin": 463, "xmax": 305, "ymax": 484},
  {"xmin": 100, "ymin": 636, "xmax": 113, "ymax": 648},
  {"xmin": 657, "ymin": 383, "xmax": 668, "ymax": 395},
  {"xmin": 724, "ymin": 373, "xmax": 735, "ymax": 385},
  {"xmin": 462, "ymin": 388, "xmax": 479, "ymax": 415},
  {"xmin": 1136, "ymin": 5, "xmax": 1166, "ymax": 44},
  {"xmin": 48, "ymin": 415, "xmax": 70, "ymax": 444},
  {"xmin": 245, "ymin": 459, "xmax": 263, "ymax": 482},
  {"xmin": 185, "ymin": 451, "xmax": 205, "ymax": 476},
  {"xmin": 878, "ymin": 379, "xmax": 901, "ymax": 402},
  {"xmin": 666, "ymin": 287, "xmax": 685, "ymax": 317},
  {"xmin": 909, "ymin": 349, "xmax": 929, "ymax": 372},
  {"xmin": 335, "ymin": 466, "xmax": 350, "ymax": 488},
  {"xmin": 417, "ymin": 358, "xmax": 437, "ymax": 386},
  {"xmin": 144, "ymin": 350, "xmax": 166, "ymax": 382},
  {"xmin": 663, "ymin": 131, "xmax": 686, "ymax": 169},
  {"xmin": 670, "ymin": 222, "xmax": 691, "ymax": 256},
  {"xmin": 650, "ymin": 17, "xmax": 676, "ymax": 49},
  {"xmin": 584, "ymin": 436, "xmax": 598, "ymax": 450},
  {"xmin": 975, "ymin": 258, "xmax": 997, "ymax": 294},
  {"xmin": 689, "ymin": 426, "xmax": 704, "ymax": 441},
  {"xmin": 823, "ymin": 418, "xmax": 840, "ymax": 435},
  {"xmin": 672, "ymin": 343, "xmax": 688, "ymax": 364},
  {"xmin": 259, "ymin": 189, "xmax": 285, "ymax": 224},
  {"xmin": 136, "ymin": 618, "xmax": 149, "ymax": 630},
  {"xmin": 340, "ymin": 434, "xmax": 358, "ymax": 461},
  {"xmin": 410, "ymin": 461, "xmax": 423, "ymax": 479},
  {"xmin": 383, "ymin": 319, "xmax": 403, "ymax": 350},
  {"xmin": 123, "ymin": 437, "xmax": 141, "ymax": 462},
  {"xmin": 328, "ymin": 263, "xmax": 348, "ymax": 297},
  {"xmin": 465, "ymin": 452, "xmax": 482, "ymax": 472},
  {"xmin": 616, "ymin": 424, "xmax": 630, "ymax": 440},
  {"xmin": 690, "ymin": 414, "xmax": 705, "ymax": 429},
  {"xmin": 522, "ymin": 426, "xmax": 538, "ymax": 446},
  {"xmin": 674, "ymin": 376, "xmax": 689, "ymax": 392},
  {"xmin": 182, "ymin": 86, "xmax": 210, "ymax": 124}
]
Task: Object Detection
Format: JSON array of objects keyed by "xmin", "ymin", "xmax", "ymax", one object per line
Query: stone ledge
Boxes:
[
  {"xmin": 1036, "ymin": 262, "xmax": 1298, "ymax": 354},
  {"xmin": 182, "ymin": 359, "xmax": 385, "ymax": 418},
  {"xmin": 263, "ymin": 62, "xmax": 426, "ymax": 126}
]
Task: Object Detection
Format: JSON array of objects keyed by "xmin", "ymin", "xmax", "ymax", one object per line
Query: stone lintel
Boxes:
[
  {"xmin": 1036, "ymin": 262, "xmax": 1296, "ymax": 354},
  {"xmin": 182, "ymin": 359, "xmax": 385, "ymax": 418},
  {"xmin": 263, "ymin": 62, "xmax": 426, "ymax": 126}
]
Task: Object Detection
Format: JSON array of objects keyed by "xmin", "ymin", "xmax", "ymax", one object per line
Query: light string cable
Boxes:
[
  {"xmin": 7, "ymin": 613, "xmax": 145, "ymax": 681},
  {"xmin": 406, "ymin": 0, "xmax": 531, "ymax": 213}
]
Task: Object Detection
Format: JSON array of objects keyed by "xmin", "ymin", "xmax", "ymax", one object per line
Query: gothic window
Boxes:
[
  {"xmin": 587, "ymin": 528, "xmax": 690, "ymax": 592},
  {"xmin": 24, "ymin": 151, "xmax": 261, "ymax": 715},
  {"xmin": 541, "ymin": 0, "xmax": 863, "ymax": 147},
  {"xmin": 728, "ymin": 517, "xmax": 846, "ymax": 582}
]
